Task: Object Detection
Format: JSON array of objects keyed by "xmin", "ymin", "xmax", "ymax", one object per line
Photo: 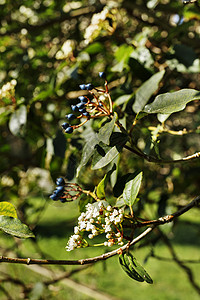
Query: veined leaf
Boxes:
[
  {"xmin": 0, "ymin": 216, "xmax": 35, "ymax": 238},
  {"xmin": 92, "ymin": 143, "xmax": 123, "ymax": 170},
  {"xmin": 0, "ymin": 202, "xmax": 18, "ymax": 218},
  {"xmin": 144, "ymin": 89, "xmax": 200, "ymax": 114},
  {"xmin": 76, "ymin": 132, "xmax": 99, "ymax": 176},
  {"xmin": 98, "ymin": 113, "xmax": 117, "ymax": 145},
  {"xmin": 123, "ymin": 172, "xmax": 143, "ymax": 206},
  {"xmin": 133, "ymin": 70, "xmax": 165, "ymax": 113}
]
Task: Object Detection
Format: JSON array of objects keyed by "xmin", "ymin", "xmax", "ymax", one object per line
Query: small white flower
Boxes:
[
  {"xmin": 79, "ymin": 221, "xmax": 86, "ymax": 230},
  {"xmin": 114, "ymin": 217, "xmax": 121, "ymax": 224},
  {"xmin": 113, "ymin": 209, "xmax": 119, "ymax": 216},
  {"xmin": 74, "ymin": 226, "xmax": 79, "ymax": 234},
  {"xmin": 104, "ymin": 241, "xmax": 108, "ymax": 246},
  {"xmin": 115, "ymin": 232, "xmax": 121, "ymax": 238},
  {"xmin": 88, "ymin": 234, "xmax": 94, "ymax": 239},
  {"xmin": 105, "ymin": 217, "xmax": 111, "ymax": 225},
  {"xmin": 117, "ymin": 237, "xmax": 123, "ymax": 242},
  {"xmin": 90, "ymin": 218, "xmax": 94, "ymax": 223},
  {"xmin": 118, "ymin": 241, "xmax": 124, "ymax": 246},
  {"xmin": 108, "ymin": 241, "xmax": 114, "ymax": 247},
  {"xmin": 107, "ymin": 205, "xmax": 112, "ymax": 211},
  {"xmin": 105, "ymin": 225, "xmax": 112, "ymax": 233},
  {"xmin": 106, "ymin": 233, "xmax": 112, "ymax": 239}
]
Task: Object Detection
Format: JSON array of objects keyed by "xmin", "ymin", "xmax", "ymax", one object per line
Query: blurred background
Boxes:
[{"xmin": 0, "ymin": 0, "xmax": 200, "ymax": 299}]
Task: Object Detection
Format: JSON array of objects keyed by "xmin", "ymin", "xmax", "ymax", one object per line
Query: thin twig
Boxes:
[{"xmin": 124, "ymin": 144, "xmax": 200, "ymax": 164}]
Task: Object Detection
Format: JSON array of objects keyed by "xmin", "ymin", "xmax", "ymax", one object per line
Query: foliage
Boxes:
[{"xmin": 0, "ymin": 0, "xmax": 200, "ymax": 299}]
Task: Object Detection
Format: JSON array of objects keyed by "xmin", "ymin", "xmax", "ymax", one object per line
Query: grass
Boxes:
[{"xmin": 0, "ymin": 201, "xmax": 200, "ymax": 300}]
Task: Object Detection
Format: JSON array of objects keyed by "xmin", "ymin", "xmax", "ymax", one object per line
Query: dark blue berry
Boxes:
[
  {"xmin": 60, "ymin": 198, "xmax": 67, "ymax": 203},
  {"xmin": 76, "ymin": 102, "xmax": 85, "ymax": 109},
  {"xmin": 66, "ymin": 113, "xmax": 76, "ymax": 120},
  {"xmin": 83, "ymin": 112, "xmax": 90, "ymax": 117},
  {"xmin": 61, "ymin": 122, "xmax": 69, "ymax": 130},
  {"xmin": 85, "ymin": 83, "xmax": 94, "ymax": 90},
  {"xmin": 71, "ymin": 105, "xmax": 79, "ymax": 112},
  {"xmin": 54, "ymin": 186, "xmax": 65, "ymax": 196},
  {"xmin": 99, "ymin": 72, "xmax": 106, "ymax": 79},
  {"xmin": 79, "ymin": 108, "xmax": 86, "ymax": 114},
  {"xmin": 79, "ymin": 84, "xmax": 87, "ymax": 90},
  {"xmin": 78, "ymin": 96, "xmax": 88, "ymax": 103},
  {"xmin": 50, "ymin": 194, "xmax": 59, "ymax": 201},
  {"xmin": 56, "ymin": 177, "xmax": 65, "ymax": 186},
  {"xmin": 65, "ymin": 126, "xmax": 73, "ymax": 134}
]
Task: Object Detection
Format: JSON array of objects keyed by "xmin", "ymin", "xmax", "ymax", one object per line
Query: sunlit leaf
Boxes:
[
  {"xmin": 144, "ymin": 89, "xmax": 200, "ymax": 114},
  {"xmin": 0, "ymin": 202, "xmax": 18, "ymax": 218},
  {"xmin": 123, "ymin": 172, "xmax": 143, "ymax": 206},
  {"xmin": 133, "ymin": 70, "xmax": 165, "ymax": 113},
  {"xmin": 0, "ymin": 216, "xmax": 35, "ymax": 238}
]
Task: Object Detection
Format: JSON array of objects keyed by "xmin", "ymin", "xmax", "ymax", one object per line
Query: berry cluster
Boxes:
[
  {"xmin": 61, "ymin": 72, "xmax": 112, "ymax": 135},
  {"xmin": 50, "ymin": 178, "xmax": 82, "ymax": 203},
  {"xmin": 66, "ymin": 201, "xmax": 124, "ymax": 251}
]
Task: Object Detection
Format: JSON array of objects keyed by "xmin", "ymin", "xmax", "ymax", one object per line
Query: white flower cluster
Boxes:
[
  {"xmin": 66, "ymin": 201, "xmax": 124, "ymax": 251},
  {"xmin": 0, "ymin": 80, "xmax": 17, "ymax": 100}
]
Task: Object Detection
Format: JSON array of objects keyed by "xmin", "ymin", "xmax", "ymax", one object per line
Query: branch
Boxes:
[
  {"xmin": 124, "ymin": 144, "xmax": 200, "ymax": 164},
  {"xmin": 0, "ymin": 195, "xmax": 199, "ymax": 266},
  {"xmin": 135, "ymin": 195, "xmax": 200, "ymax": 227}
]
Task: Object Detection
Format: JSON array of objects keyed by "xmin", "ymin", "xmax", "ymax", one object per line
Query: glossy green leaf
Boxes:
[
  {"xmin": 144, "ymin": 89, "xmax": 200, "ymax": 114},
  {"xmin": 92, "ymin": 143, "xmax": 122, "ymax": 170},
  {"xmin": 96, "ymin": 164, "xmax": 116, "ymax": 199},
  {"xmin": 9, "ymin": 105, "xmax": 27, "ymax": 136},
  {"xmin": 98, "ymin": 113, "xmax": 117, "ymax": 145},
  {"xmin": 119, "ymin": 253, "xmax": 144, "ymax": 282},
  {"xmin": 0, "ymin": 202, "xmax": 18, "ymax": 218},
  {"xmin": 119, "ymin": 252, "xmax": 153, "ymax": 284},
  {"xmin": 123, "ymin": 172, "xmax": 143, "ymax": 206},
  {"xmin": 0, "ymin": 216, "xmax": 35, "ymax": 238},
  {"xmin": 76, "ymin": 132, "xmax": 99, "ymax": 176},
  {"xmin": 133, "ymin": 70, "xmax": 165, "ymax": 113}
]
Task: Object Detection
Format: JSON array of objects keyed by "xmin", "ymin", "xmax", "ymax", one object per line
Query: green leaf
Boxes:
[
  {"xmin": 76, "ymin": 132, "xmax": 99, "ymax": 176},
  {"xmin": 143, "ymin": 89, "xmax": 200, "ymax": 114},
  {"xmin": 119, "ymin": 252, "xmax": 153, "ymax": 284},
  {"xmin": 133, "ymin": 70, "xmax": 165, "ymax": 113},
  {"xmin": 0, "ymin": 216, "xmax": 35, "ymax": 238},
  {"xmin": 96, "ymin": 164, "xmax": 116, "ymax": 199},
  {"xmin": 0, "ymin": 202, "xmax": 18, "ymax": 218},
  {"xmin": 123, "ymin": 172, "xmax": 143, "ymax": 206},
  {"xmin": 119, "ymin": 253, "xmax": 144, "ymax": 282},
  {"xmin": 98, "ymin": 113, "xmax": 117, "ymax": 145},
  {"xmin": 92, "ymin": 143, "xmax": 122, "ymax": 170},
  {"xmin": 9, "ymin": 105, "xmax": 27, "ymax": 136}
]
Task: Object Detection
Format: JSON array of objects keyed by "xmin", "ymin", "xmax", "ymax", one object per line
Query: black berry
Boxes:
[
  {"xmin": 65, "ymin": 126, "xmax": 73, "ymax": 134},
  {"xmin": 61, "ymin": 122, "xmax": 69, "ymax": 130},
  {"xmin": 71, "ymin": 105, "xmax": 79, "ymax": 112},
  {"xmin": 99, "ymin": 72, "xmax": 106, "ymax": 79},
  {"xmin": 76, "ymin": 102, "xmax": 85, "ymax": 109},
  {"xmin": 85, "ymin": 83, "xmax": 94, "ymax": 90},
  {"xmin": 66, "ymin": 113, "xmax": 76, "ymax": 120},
  {"xmin": 56, "ymin": 177, "xmax": 65, "ymax": 186},
  {"xmin": 79, "ymin": 84, "xmax": 87, "ymax": 90}
]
